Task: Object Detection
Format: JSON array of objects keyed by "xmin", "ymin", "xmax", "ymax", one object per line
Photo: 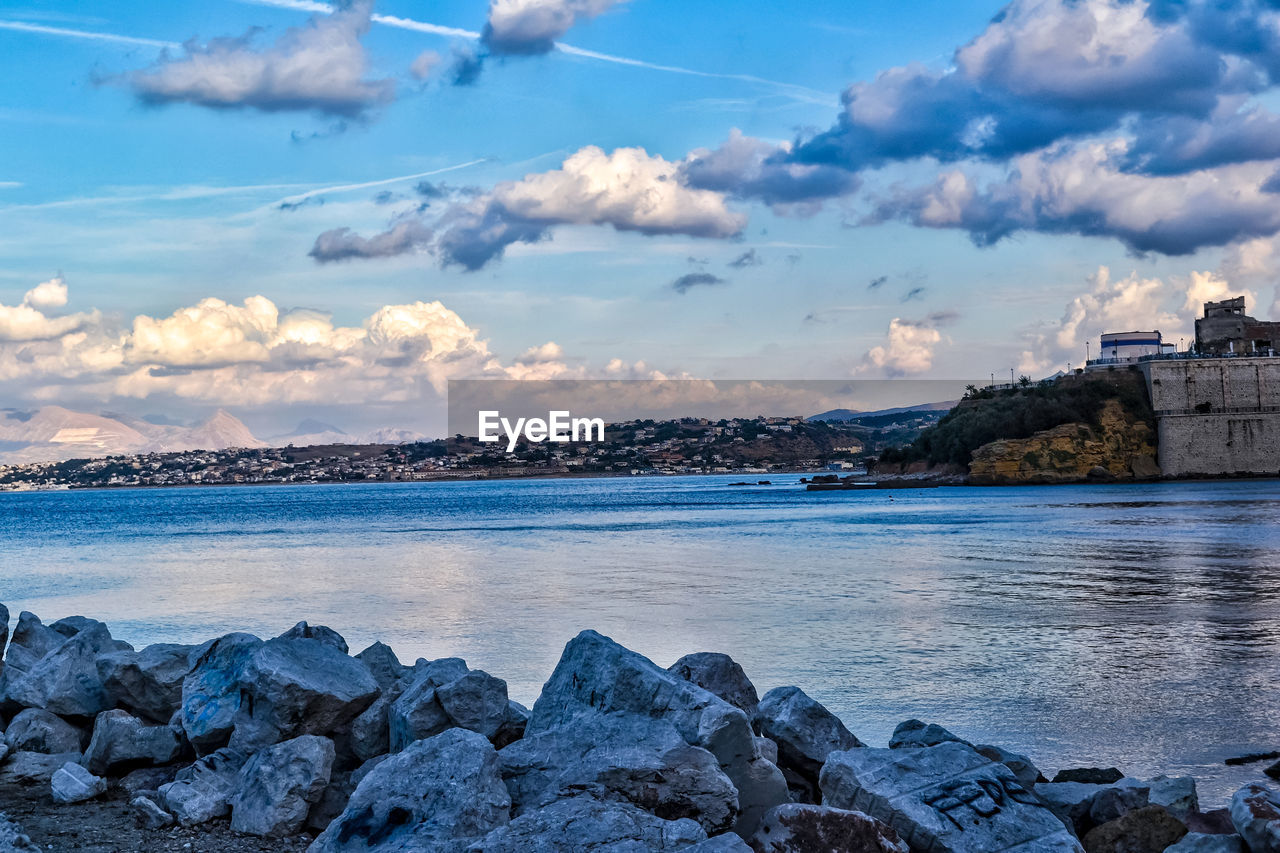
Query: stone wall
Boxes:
[{"xmin": 1142, "ymin": 358, "xmax": 1280, "ymax": 476}]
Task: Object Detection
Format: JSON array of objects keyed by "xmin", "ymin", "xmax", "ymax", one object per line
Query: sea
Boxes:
[{"xmin": 2, "ymin": 475, "xmax": 1278, "ymax": 805}]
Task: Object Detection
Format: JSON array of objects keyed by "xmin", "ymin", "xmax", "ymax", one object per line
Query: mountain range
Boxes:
[{"xmin": 0, "ymin": 407, "xmax": 428, "ymax": 465}]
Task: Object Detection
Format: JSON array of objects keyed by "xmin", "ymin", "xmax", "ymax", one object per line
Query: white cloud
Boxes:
[
  {"xmin": 23, "ymin": 276, "xmax": 69, "ymax": 310},
  {"xmin": 0, "ymin": 277, "xmax": 96, "ymax": 342},
  {"xmin": 483, "ymin": 0, "xmax": 627, "ymax": 55},
  {"xmin": 860, "ymin": 317, "xmax": 943, "ymax": 376}
]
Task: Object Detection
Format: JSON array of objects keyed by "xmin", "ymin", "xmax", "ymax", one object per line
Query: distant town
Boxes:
[{"xmin": 0, "ymin": 411, "xmax": 945, "ymax": 491}]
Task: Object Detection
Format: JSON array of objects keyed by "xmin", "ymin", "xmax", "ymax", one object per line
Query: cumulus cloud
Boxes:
[
  {"xmin": 671, "ymin": 272, "xmax": 726, "ymax": 294},
  {"xmin": 482, "ymin": 0, "xmax": 627, "ymax": 55},
  {"xmin": 860, "ymin": 316, "xmax": 945, "ymax": 376},
  {"xmin": 310, "ymin": 220, "xmax": 433, "ymax": 263},
  {"xmin": 681, "ymin": 130, "xmax": 859, "ymax": 211},
  {"xmin": 23, "ymin": 277, "xmax": 69, "ymax": 311},
  {"xmin": 0, "ymin": 277, "xmax": 97, "ymax": 342},
  {"xmin": 127, "ymin": 1, "xmax": 394, "ymax": 117}
]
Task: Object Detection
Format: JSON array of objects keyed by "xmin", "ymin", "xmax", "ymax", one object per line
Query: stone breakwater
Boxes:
[{"xmin": 0, "ymin": 606, "xmax": 1276, "ymax": 853}]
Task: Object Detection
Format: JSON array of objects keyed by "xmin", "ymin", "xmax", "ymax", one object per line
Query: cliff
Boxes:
[{"xmin": 968, "ymin": 398, "xmax": 1160, "ymax": 484}]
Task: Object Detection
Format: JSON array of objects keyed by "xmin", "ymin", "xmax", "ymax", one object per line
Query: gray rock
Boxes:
[
  {"xmin": 306, "ymin": 755, "xmax": 388, "ymax": 833},
  {"xmin": 1080, "ymin": 804, "xmax": 1186, "ymax": 852},
  {"xmin": 5, "ymin": 623, "xmax": 116, "ymax": 717},
  {"xmin": 499, "ymin": 711, "xmax": 739, "ymax": 834},
  {"xmin": 687, "ymin": 836, "xmax": 754, "ymax": 852},
  {"xmin": 234, "ymin": 637, "xmax": 379, "ymax": 748},
  {"xmin": 117, "ymin": 766, "xmax": 179, "ymax": 797},
  {"xmin": 180, "ymin": 633, "xmax": 262, "ymax": 752},
  {"xmin": 310, "ymin": 728, "xmax": 511, "ymax": 853},
  {"xmin": 3, "ymin": 613, "xmax": 62, "ymax": 675},
  {"xmin": 48, "ymin": 616, "xmax": 109, "ymax": 639},
  {"xmin": 82, "ymin": 709, "xmax": 183, "ymax": 776},
  {"xmin": 388, "ymin": 658, "xmax": 509, "ymax": 750},
  {"xmin": 159, "ymin": 746, "xmax": 249, "ymax": 825},
  {"xmin": 1087, "ymin": 783, "xmax": 1149, "ymax": 827},
  {"xmin": 276, "ymin": 621, "xmax": 348, "ymax": 654},
  {"xmin": 749, "ymin": 803, "xmax": 908, "ymax": 852},
  {"xmin": 0, "ymin": 751, "xmax": 82, "ymax": 785},
  {"xmin": 820, "ymin": 742, "xmax": 1083, "ymax": 852},
  {"xmin": 4, "ymin": 708, "xmax": 85, "ymax": 754},
  {"xmin": 50, "ymin": 761, "xmax": 107, "ymax": 803},
  {"xmin": 754, "ymin": 686, "xmax": 862, "ymax": 802},
  {"xmin": 1035, "ymin": 782, "xmax": 1105, "ymax": 836},
  {"xmin": 668, "ymin": 652, "xmax": 761, "ymax": 716},
  {"xmin": 131, "ymin": 795, "xmax": 175, "ymax": 829},
  {"xmin": 975, "ymin": 744, "xmax": 1043, "ymax": 790},
  {"xmin": 1230, "ymin": 782, "xmax": 1280, "ymax": 852},
  {"xmin": 230, "ymin": 734, "xmax": 335, "ymax": 837},
  {"xmin": 349, "ymin": 685, "xmax": 398, "ymax": 763},
  {"xmin": 98, "ymin": 643, "xmax": 194, "ymax": 723},
  {"xmin": 0, "ymin": 745, "xmax": 7, "ymax": 765},
  {"xmin": 354, "ymin": 642, "xmax": 406, "ymax": 690},
  {"xmin": 464, "ymin": 795, "xmax": 706, "ymax": 852},
  {"xmin": 755, "ymin": 737, "xmax": 778, "ymax": 765},
  {"xmin": 529, "ymin": 630, "xmax": 788, "ymax": 837},
  {"xmin": 494, "ymin": 700, "xmax": 528, "ymax": 749},
  {"xmin": 888, "ymin": 719, "xmax": 970, "ymax": 749},
  {"xmin": 1054, "ymin": 768, "xmax": 1125, "ymax": 785},
  {"xmin": 1120, "ymin": 775, "xmax": 1198, "ymax": 822},
  {"xmin": 0, "ymin": 603, "xmax": 8, "ymax": 662},
  {"xmin": 0, "ymin": 811, "xmax": 37, "ymax": 853},
  {"xmin": 1165, "ymin": 834, "xmax": 1246, "ymax": 852}
]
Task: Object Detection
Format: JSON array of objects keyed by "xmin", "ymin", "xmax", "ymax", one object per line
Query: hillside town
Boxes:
[{"xmin": 0, "ymin": 412, "xmax": 943, "ymax": 490}]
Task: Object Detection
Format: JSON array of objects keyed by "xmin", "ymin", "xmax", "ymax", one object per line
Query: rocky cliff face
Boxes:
[{"xmin": 968, "ymin": 399, "xmax": 1160, "ymax": 485}]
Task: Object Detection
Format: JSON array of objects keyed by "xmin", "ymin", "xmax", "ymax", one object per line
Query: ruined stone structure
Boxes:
[
  {"xmin": 1194, "ymin": 296, "xmax": 1280, "ymax": 355},
  {"xmin": 1142, "ymin": 357, "xmax": 1280, "ymax": 477}
]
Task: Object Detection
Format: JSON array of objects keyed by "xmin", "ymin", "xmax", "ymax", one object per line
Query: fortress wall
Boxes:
[{"xmin": 1143, "ymin": 358, "xmax": 1280, "ymax": 476}]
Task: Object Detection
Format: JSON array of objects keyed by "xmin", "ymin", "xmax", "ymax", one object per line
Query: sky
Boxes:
[{"xmin": 2, "ymin": 0, "xmax": 1280, "ymax": 436}]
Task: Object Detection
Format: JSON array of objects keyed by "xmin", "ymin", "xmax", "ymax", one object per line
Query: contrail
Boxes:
[
  {"xmin": 237, "ymin": 0, "xmax": 836, "ymax": 103},
  {"xmin": 0, "ymin": 20, "xmax": 179, "ymax": 50},
  {"xmin": 271, "ymin": 158, "xmax": 491, "ymax": 207}
]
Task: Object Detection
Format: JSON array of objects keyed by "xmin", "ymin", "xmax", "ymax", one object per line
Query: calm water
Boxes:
[{"xmin": 2, "ymin": 476, "xmax": 1279, "ymax": 804}]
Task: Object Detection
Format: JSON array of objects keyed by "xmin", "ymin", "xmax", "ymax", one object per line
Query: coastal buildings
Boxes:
[{"xmin": 1194, "ymin": 296, "xmax": 1280, "ymax": 355}]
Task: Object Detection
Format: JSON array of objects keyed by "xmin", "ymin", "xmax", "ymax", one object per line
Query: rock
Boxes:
[
  {"xmin": 159, "ymin": 747, "xmax": 249, "ymax": 825},
  {"xmin": 234, "ymin": 637, "xmax": 379, "ymax": 748},
  {"xmin": 48, "ymin": 616, "xmax": 109, "ymax": 639},
  {"xmin": 974, "ymin": 744, "xmax": 1043, "ymax": 790},
  {"xmin": 464, "ymin": 795, "xmax": 706, "ymax": 852},
  {"xmin": 755, "ymin": 737, "xmax": 778, "ymax": 765},
  {"xmin": 276, "ymin": 622, "xmax": 348, "ymax": 654},
  {"xmin": 529, "ymin": 630, "xmax": 788, "ymax": 837},
  {"xmin": 230, "ymin": 734, "xmax": 334, "ymax": 837},
  {"xmin": 82, "ymin": 709, "xmax": 183, "ymax": 775},
  {"xmin": 117, "ymin": 766, "xmax": 179, "ymax": 797},
  {"xmin": 1130, "ymin": 454, "xmax": 1161, "ymax": 480},
  {"xmin": 311, "ymin": 728, "xmax": 511, "ymax": 852},
  {"xmin": 754, "ymin": 686, "xmax": 862, "ymax": 802},
  {"xmin": 3, "ymin": 613, "xmax": 62, "ymax": 675},
  {"xmin": 1188, "ymin": 808, "xmax": 1236, "ymax": 836},
  {"xmin": 180, "ymin": 633, "xmax": 262, "ymax": 752},
  {"xmin": 749, "ymin": 803, "xmax": 908, "ymax": 852},
  {"xmin": 50, "ymin": 761, "xmax": 107, "ymax": 803},
  {"xmin": 1080, "ymin": 804, "xmax": 1186, "ymax": 853},
  {"xmin": 0, "ymin": 603, "xmax": 8, "ymax": 661},
  {"xmin": 1054, "ymin": 767, "xmax": 1125, "ymax": 785},
  {"xmin": 500, "ymin": 711, "xmax": 739, "ymax": 835},
  {"xmin": 688, "ymin": 836, "xmax": 754, "ymax": 852},
  {"xmin": 5, "ymin": 623, "xmax": 116, "ymax": 717},
  {"xmin": 1165, "ymin": 834, "xmax": 1246, "ymax": 852},
  {"xmin": 306, "ymin": 756, "xmax": 388, "ymax": 833},
  {"xmin": 0, "ymin": 751, "xmax": 82, "ymax": 785},
  {"xmin": 1087, "ymin": 783, "xmax": 1149, "ymax": 826},
  {"xmin": 820, "ymin": 742, "xmax": 1082, "ymax": 852},
  {"xmin": 131, "ymin": 796, "xmax": 175, "ymax": 829},
  {"xmin": 354, "ymin": 642, "xmax": 406, "ymax": 690},
  {"xmin": 888, "ymin": 719, "xmax": 969, "ymax": 749},
  {"xmin": 3, "ymin": 708, "xmax": 85, "ymax": 754},
  {"xmin": 668, "ymin": 652, "xmax": 761, "ymax": 716},
  {"xmin": 0, "ymin": 811, "xmax": 37, "ymax": 853},
  {"xmin": 1036, "ymin": 782, "xmax": 1105, "ymax": 836},
  {"xmin": 0, "ymin": 745, "xmax": 7, "ymax": 765},
  {"xmin": 97, "ymin": 643, "xmax": 194, "ymax": 723},
  {"xmin": 1230, "ymin": 782, "xmax": 1280, "ymax": 852},
  {"xmin": 1141, "ymin": 775, "xmax": 1198, "ymax": 822},
  {"xmin": 493, "ymin": 700, "xmax": 529, "ymax": 749},
  {"xmin": 388, "ymin": 659, "xmax": 509, "ymax": 750}
]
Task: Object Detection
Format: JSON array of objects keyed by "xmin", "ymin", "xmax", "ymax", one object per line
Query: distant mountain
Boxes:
[
  {"xmin": 808, "ymin": 400, "xmax": 958, "ymax": 422},
  {"xmin": 0, "ymin": 407, "xmax": 265, "ymax": 464},
  {"xmin": 271, "ymin": 420, "xmax": 429, "ymax": 447}
]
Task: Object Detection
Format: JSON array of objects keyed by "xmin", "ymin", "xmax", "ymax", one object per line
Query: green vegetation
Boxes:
[{"xmin": 878, "ymin": 373, "xmax": 1154, "ymax": 467}]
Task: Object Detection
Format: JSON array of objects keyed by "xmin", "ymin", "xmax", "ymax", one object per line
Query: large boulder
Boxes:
[
  {"xmin": 0, "ymin": 751, "xmax": 82, "ymax": 785},
  {"xmin": 50, "ymin": 762, "xmax": 107, "ymax": 804},
  {"xmin": 233, "ymin": 637, "xmax": 380, "ymax": 749},
  {"xmin": 310, "ymin": 728, "xmax": 511, "ymax": 853},
  {"xmin": 888, "ymin": 719, "xmax": 969, "ymax": 749},
  {"xmin": 349, "ymin": 686, "xmax": 398, "ymax": 763},
  {"xmin": 974, "ymin": 744, "xmax": 1043, "ymax": 790},
  {"xmin": 499, "ymin": 711, "xmax": 739, "ymax": 834},
  {"xmin": 388, "ymin": 658, "xmax": 509, "ymax": 750},
  {"xmin": 529, "ymin": 630, "xmax": 788, "ymax": 836},
  {"xmin": 668, "ymin": 652, "xmax": 761, "ymax": 716},
  {"xmin": 1165, "ymin": 833, "xmax": 1246, "ymax": 852},
  {"xmin": 230, "ymin": 735, "xmax": 334, "ymax": 837},
  {"xmin": 97, "ymin": 643, "xmax": 194, "ymax": 723},
  {"xmin": 159, "ymin": 747, "xmax": 249, "ymax": 825},
  {"xmin": 3, "ymin": 613, "xmax": 63, "ymax": 675},
  {"xmin": 1230, "ymin": 782, "xmax": 1280, "ymax": 852},
  {"xmin": 180, "ymin": 633, "xmax": 262, "ymax": 752},
  {"xmin": 1054, "ymin": 768, "xmax": 1125, "ymax": 785},
  {"xmin": 820, "ymin": 742, "xmax": 1083, "ymax": 852},
  {"xmin": 3, "ymin": 708, "xmax": 85, "ymax": 754},
  {"xmin": 688, "ymin": 837, "xmax": 754, "ymax": 852},
  {"xmin": 355, "ymin": 642, "xmax": 407, "ymax": 691},
  {"xmin": 464, "ymin": 795, "xmax": 706, "ymax": 852},
  {"xmin": 275, "ymin": 621, "xmax": 348, "ymax": 653},
  {"xmin": 1080, "ymin": 804, "xmax": 1186, "ymax": 853},
  {"xmin": 0, "ymin": 603, "xmax": 8, "ymax": 661},
  {"xmin": 749, "ymin": 803, "xmax": 907, "ymax": 852},
  {"xmin": 306, "ymin": 756, "xmax": 388, "ymax": 834},
  {"xmin": 1118, "ymin": 775, "xmax": 1198, "ymax": 822},
  {"xmin": 753, "ymin": 686, "xmax": 862, "ymax": 802},
  {"xmin": 82, "ymin": 709, "xmax": 183, "ymax": 776},
  {"xmin": 5, "ymin": 623, "xmax": 117, "ymax": 717},
  {"xmin": 1036, "ymin": 782, "xmax": 1107, "ymax": 836}
]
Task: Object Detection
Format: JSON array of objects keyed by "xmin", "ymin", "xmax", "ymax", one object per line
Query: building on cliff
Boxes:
[{"xmin": 1195, "ymin": 296, "xmax": 1280, "ymax": 355}]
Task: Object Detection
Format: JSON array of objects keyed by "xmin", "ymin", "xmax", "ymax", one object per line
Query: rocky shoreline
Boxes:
[{"xmin": 0, "ymin": 606, "xmax": 1276, "ymax": 852}]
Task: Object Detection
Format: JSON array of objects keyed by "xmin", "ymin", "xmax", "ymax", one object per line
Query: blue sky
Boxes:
[{"xmin": 1, "ymin": 0, "xmax": 1277, "ymax": 434}]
